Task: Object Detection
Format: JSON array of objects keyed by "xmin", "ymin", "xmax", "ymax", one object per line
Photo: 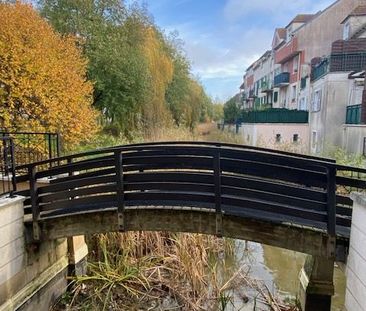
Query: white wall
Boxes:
[
  {"xmin": 240, "ymin": 123, "xmax": 309, "ymax": 152},
  {"xmin": 345, "ymin": 193, "xmax": 366, "ymax": 311},
  {"xmin": 342, "ymin": 125, "xmax": 366, "ymax": 155},
  {"xmin": 0, "ymin": 197, "xmax": 26, "ymax": 287},
  {"xmin": 309, "ymin": 72, "xmax": 350, "ymax": 154}
]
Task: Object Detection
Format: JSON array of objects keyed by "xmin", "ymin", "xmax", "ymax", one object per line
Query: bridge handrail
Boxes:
[{"xmin": 15, "ymin": 141, "xmax": 336, "ymax": 171}]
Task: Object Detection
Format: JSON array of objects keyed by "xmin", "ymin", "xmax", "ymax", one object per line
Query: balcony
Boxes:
[
  {"xmin": 261, "ymin": 81, "xmax": 273, "ymax": 92},
  {"xmin": 275, "ymin": 37, "xmax": 299, "ymax": 64},
  {"xmin": 311, "ymin": 59, "xmax": 329, "ymax": 82},
  {"xmin": 274, "ymin": 72, "xmax": 290, "ymax": 87},
  {"xmin": 346, "ymin": 104, "xmax": 361, "ymax": 124},
  {"xmin": 239, "ymin": 108, "xmax": 308, "ymax": 124}
]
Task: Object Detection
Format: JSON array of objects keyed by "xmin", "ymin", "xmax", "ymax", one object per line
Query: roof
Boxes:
[
  {"xmin": 286, "ymin": 14, "xmax": 315, "ymax": 28},
  {"xmin": 341, "ymin": 5, "xmax": 366, "ymax": 23},
  {"xmin": 276, "ymin": 28, "xmax": 286, "ymax": 40}
]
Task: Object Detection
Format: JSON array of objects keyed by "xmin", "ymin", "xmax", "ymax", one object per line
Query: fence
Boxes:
[
  {"xmin": 0, "ymin": 137, "xmax": 16, "ymax": 197},
  {"xmin": 239, "ymin": 109, "xmax": 309, "ymax": 124},
  {"xmin": 0, "ymin": 132, "xmax": 60, "ymax": 170}
]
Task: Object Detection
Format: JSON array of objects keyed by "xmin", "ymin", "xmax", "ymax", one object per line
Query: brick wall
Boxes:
[{"xmin": 331, "ymin": 38, "xmax": 366, "ymax": 54}]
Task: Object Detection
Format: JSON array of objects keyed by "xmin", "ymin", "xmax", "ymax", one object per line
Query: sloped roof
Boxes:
[
  {"xmin": 286, "ymin": 14, "xmax": 315, "ymax": 28},
  {"xmin": 341, "ymin": 5, "xmax": 366, "ymax": 23}
]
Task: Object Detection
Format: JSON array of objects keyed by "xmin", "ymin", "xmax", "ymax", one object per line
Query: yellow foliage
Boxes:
[
  {"xmin": 0, "ymin": 2, "xmax": 98, "ymax": 147},
  {"xmin": 142, "ymin": 27, "xmax": 174, "ymax": 130}
]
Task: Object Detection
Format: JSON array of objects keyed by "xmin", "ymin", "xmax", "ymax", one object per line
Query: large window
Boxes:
[{"xmin": 312, "ymin": 89, "xmax": 322, "ymax": 112}]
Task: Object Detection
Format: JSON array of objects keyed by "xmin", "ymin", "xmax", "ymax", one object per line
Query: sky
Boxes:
[{"xmin": 133, "ymin": 0, "xmax": 336, "ymax": 102}]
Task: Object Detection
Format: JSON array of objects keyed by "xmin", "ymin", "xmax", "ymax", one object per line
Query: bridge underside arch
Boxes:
[{"xmin": 25, "ymin": 206, "xmax": 333, "ymax": 258}]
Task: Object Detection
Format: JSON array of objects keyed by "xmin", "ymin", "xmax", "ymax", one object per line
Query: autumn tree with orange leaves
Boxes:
[{"xmin": 0, "ymin": 2, "xmax": 98, "ymax": 146}]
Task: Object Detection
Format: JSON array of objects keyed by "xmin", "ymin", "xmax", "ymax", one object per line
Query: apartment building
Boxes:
[{"xmin": 239, "ymin": 0, "xmax": 366, "ymax": 155}]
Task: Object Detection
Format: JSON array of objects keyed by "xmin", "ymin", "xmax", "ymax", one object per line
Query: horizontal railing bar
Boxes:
[
  {"xmin": 221, "ymin": 186, "xmax": 327, "ymax": 211},
  {"xmin": 222, "ymin": 175, "xmax": 326, "ymax": 202},
  {"xmin": 336, "ymin": 176, "xmax": 366, "ymax": 189},
  {"xmin": 39, "ymin": 174, "xmax": 116, "ymax": 194},
  {"xmin": 221, "ymin": 196, "xmax": 327, "ymax": 223},
  {"xmin": 222, "ymin": 159, "xmax": 327, "ymax": 188},
  {"xmin": 36, "ymin": 158, "xmax": 115, "ymax": 179},
  {"xmin": 39, "ymin": 184, "xmax": 117, "ymax": 204}
]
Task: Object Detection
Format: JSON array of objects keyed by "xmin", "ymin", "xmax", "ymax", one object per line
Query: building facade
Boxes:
[{"xmin": 239, "ymin": 0, "xmax": 366, "ymax": 156}]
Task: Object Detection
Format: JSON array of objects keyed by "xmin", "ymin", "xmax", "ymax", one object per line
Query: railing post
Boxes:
[
  {"xmin": 214, "ymin": 149, "xmax": 222, "ymax": 237},
  {"xmin": 29, "ymin": 165, "xmax": 40, "ymax": 241},
  {"xmin": 9, "ymin": 138, "xmax": 17, "ymax": 195},
  {"xmin": 326, "ymin": 166, "xmax": 337, "ymax": 238},
  {"xmin": 115, "ymin": 150, "xmax": 125, "ymax": 231}
]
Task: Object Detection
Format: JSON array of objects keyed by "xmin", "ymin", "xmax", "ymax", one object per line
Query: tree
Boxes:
[
  {"xmin": 141, "ymin": 27, "xmax": 173, "ymax": 131},
  {"xmin": 0, "ymin": 2, "xmax": 98, "ymax": 146},
  {"xmin": 223, "ymin": 96, "xmax": 241, "ymax": 123},
  {"xmin": 40, "ymin": 0, "xmax": 152, "ymax": 136}
]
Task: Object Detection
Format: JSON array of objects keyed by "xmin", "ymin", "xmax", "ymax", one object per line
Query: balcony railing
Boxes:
[
  {"xmin": 311, "ymin": 59, "xmax": 329, "ymax": 82},
  {"xmin": 346, "ymin": 104, "xmax": 361, "ymax": 124},
  {"xmin": 330, "ymin": 52, "xmax": 366, "ymax": 72},
  {"xmin": 274, "ymin": 72, "xmax": 290, "ymax": 87},
  {"xmin": 239, "ymin": 108, "xmax": 308, "ymax": 124},
  {"xmin": 311, "ymin": 53, "xmax": 366, "ymax": 82}
]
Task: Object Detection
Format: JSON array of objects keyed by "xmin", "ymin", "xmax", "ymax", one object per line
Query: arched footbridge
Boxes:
[{"xmin": 15, "ymin": 142, "xmax": 366, "ymax": 259}]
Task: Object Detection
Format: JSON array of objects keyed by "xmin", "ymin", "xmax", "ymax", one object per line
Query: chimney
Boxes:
[{"xmin": 362, "ymin": 71, "xmax": 366, "ymax": 124}]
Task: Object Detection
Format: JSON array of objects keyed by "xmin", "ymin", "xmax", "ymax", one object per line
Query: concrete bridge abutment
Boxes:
[
  {"xmin": 0, "ymin": 196, "xmax": 88, "ymax": 311},
  {"xmin": 298, "ymin": 255, "xmax": 335, "ymax": 311}
]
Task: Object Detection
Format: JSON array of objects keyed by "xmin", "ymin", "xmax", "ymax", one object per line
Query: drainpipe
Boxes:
[{"xmin": 362, "ymin": 71, "xmax": 366, "ymax": 124}]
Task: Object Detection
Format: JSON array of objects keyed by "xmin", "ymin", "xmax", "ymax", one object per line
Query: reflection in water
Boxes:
[{"xmin": 226, "ymin": 241, "xmax": 346, "ymax": 311}]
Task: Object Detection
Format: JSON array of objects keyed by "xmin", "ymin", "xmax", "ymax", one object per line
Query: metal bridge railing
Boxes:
[
  {"xmin": 0, "ymin": 137, "xmax": 16, "ymax": 197},
  {"xmin": 0, "ymin": 131, "xmax": 61, "ymax": 173},
  {"xmin": 14, "ymin": 142, "xmax": 361, "ymax": 241}
]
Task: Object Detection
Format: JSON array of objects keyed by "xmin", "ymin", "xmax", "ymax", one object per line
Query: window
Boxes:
[
  {"xmin": 292, "ymin": 85, "xmax": 297, "ymax": 101},
  {"xmin": 274, "ymin": 92, "xmax": 278, "ymax": 103},
  {"xmin": 293, "ymin": 55, "xmax": 299, "ymax": 73},
  {"xmin": 286, "ymin": 26, "xmax": 293, "ymax": 42},
  {"xmin": 312, "ymin": 89, "xmax": 322, "ymax": 112},
  {"xmin": 299, "ymin": 97, "xmax": 307, "ymax": 110},
  {"xmin": 343, "ymin": 22, "xmax": 350, "ymax": 40},
  {"xmin": 293, "ymin": 134, "xmax": 299, "ymax": 143},
  {"xmin": 364, "ymin": 138, "xmax": 366, "ymax": 157},
  {"xmin": 276, "ymin": 134, "xmax": 281, "ymax": 143}
]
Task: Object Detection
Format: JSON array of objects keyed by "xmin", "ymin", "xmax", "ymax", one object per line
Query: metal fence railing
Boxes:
[
  {"xmin": 0, "ymin": 137, "xmax": 16, "ymax": 197},
  {"xmin": 0, "ymin": 132, "xmax": 60, "ymax": 171},
  {"xmin": 239, "ymin": 108, "xmax": 309, "ymax": 124}
]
